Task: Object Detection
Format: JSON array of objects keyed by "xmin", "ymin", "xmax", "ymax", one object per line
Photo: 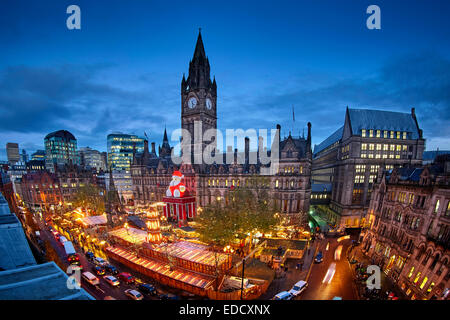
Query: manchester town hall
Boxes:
[{"xmin": 131, "ymin": 31, "xmax": 313, "ymax": 224}]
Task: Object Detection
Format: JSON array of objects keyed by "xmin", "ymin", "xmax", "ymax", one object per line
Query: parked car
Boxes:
[
  {"xmin": 118, "ymin": 272, "xmax": 135, "ymax": 284},
  {"xmin": 138, "ymin": 283, "xmax": 157, "ymax": 296},
  {"xmin": 85, "ymin": 251, "xmax": 94, "ymax": 261},
  {"xmin": 105, "ymin": 264, "xmax": 119, "ymax": 275},
  {"xmin": 315, "ymin": 251, "xmax": 323, "ymax": 263},
  {"xmin": 125, "ymin": 289, "xmax": 143, "ymax": 300},
  {"xmin": 159, "ymin": 293, "xmax": 179, "ymax": 300},
  {"xmin": 103, "ymin": 275, "xmax": 120, "ymax": 287},
  {"xmin": 82, "ymin": 272, "xmax": 100, "ymax": 286},
  {"xmin": 66, "ymin": 264, "xmax": 83, "ymax": 275},
  {"xmin": 289, "ymin": 280, "xmax": 308, "ymax": 297},
  {"xmin": 93, "ymin": 257, "xmax": 108, "ymax": 266},
  {"xmin": 93, "ymin": 266, "xmax": 106, "ymax": 276},
  {"xmin": 272, "ymin": 291, "xmax": 293, "ymax": 300}
]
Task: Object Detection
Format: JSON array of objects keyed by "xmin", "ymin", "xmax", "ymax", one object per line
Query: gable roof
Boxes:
[
  {"xmin": 347, "ymin": 108, "xmax": 420, "ymax": 139},
  {"xmin": 313, "ymin": 126, "xmax": 343, "ymax": 156}
]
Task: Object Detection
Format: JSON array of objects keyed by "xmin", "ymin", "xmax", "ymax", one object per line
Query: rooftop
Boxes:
[
  {"xmin": 0, "ymin": 262, "xmax": 94, "ymax": 300},
  {"xmin": 44, "ymin": 130, "xmax": 76, "ymax": 141}
]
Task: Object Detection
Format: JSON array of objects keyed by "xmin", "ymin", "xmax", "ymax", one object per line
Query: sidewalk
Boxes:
[
  {"xmin": 349, "ymin": 246, "xmax": 407, "ymax": 300},
  {"xmin": 260, "ymin": 239, "xmax": 320, "ymax": 299}
]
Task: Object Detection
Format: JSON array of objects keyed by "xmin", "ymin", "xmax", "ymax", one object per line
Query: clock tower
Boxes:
[{"xmin": 181, "ymin": 30, "xmax": 217, "ymax": 166}]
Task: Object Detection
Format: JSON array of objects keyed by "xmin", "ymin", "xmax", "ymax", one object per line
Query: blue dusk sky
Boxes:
[{"xmin": 0, "ymin": 0, "xmax": 449, "ymax": 159}]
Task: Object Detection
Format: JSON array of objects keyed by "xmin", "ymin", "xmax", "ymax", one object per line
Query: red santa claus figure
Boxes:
[{"xmin": 166, "ymin": 171, "xmax": 186, "ymax": 198}]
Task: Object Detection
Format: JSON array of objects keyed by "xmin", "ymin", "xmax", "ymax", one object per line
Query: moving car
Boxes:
[
  {"xmin": 334, "ymin": 245, "xmax": 343, "ymax": 261},
  {"xmin": 272, "ymin": 291, "xmax": 293, "ymax": 300},
  {"xmin": 93, "ymin": 257, "xmax": 108, "ymax": 266},
  {"xmin": 159, "ymin": 293, "xmax": 179, "ymax": 300},
  {"xmin": 288, "ymin": 280, "xmax": 308, "ymax": 297},
  {"xmin": 125, "ymin": 289, "xmax": 143, "ymax": 300},
  {"xmin": 138, "ymin": 283, "xmax": 157, "ymax": 295},
  {"xmin": 103, "ymin": 275, "xmax": 120, "ymax": 287},
  {"xmin": 93, "ymin": 266, "xmax": 106, "ymax": 276},
  {"xmin": 82, "ymin": 272, "xmax": 100, "ymax": 286},
  {"xmin": 105, "ymin": 264, "xmax": 119, "ymax": 275},
  {"xmin": 118, "ymin": 272, "xmax": 135, "ymax": 284},
  {"xmin": 315, "ymin": 251, "xmax": 323, "ymax": 263}
]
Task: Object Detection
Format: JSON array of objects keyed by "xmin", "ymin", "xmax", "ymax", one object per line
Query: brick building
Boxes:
[{"xmin": 363, "ymin": 157, "xmax": 450, "ymax": 300}]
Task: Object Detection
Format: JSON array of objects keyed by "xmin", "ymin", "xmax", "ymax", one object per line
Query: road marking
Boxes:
[{"xmin": 305, "ymin": 243, "xmax": 320, "ymax": 282}]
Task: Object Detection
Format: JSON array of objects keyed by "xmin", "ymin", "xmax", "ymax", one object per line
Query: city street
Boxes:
[
  {"xmin": 37, "ymin": 220, "xmax": 162, "ymax": 300},
  {"xmin": 298, "ymin": 236, "xmax": 358, "ymax": 300}
]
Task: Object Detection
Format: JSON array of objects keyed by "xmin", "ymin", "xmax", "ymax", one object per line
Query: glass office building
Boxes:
[
  {"xmin": 44, "ymin": 130, "xmax": 79, "ymax": 172},
  {"xmin": 107, "ymin": 133, "xmax": 144, "ymax": 171}
]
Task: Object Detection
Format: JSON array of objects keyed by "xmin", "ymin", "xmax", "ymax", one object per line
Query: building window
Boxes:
[
  {"xmin": 376, "ymin": 144, "xmax": 382, "ymax": 150},
  {"xmin": 396, "ymin": 131, "xmax": 401, "ymax": 139},
  {"xmin": 427, "ymin": 282, "xmax": 435, "ymax": 293},
  {"xmin": 369, "ymin": 144, "xmax": 375, "ymax": 151},
  {"xmin": 408, "ymin": 267, "xmax": 415, "ymax": 278},
  {"xmin": 361, "ymin": 153, "xmax": 367, "ymax": 158},
  {"xmin": 403, "ymin": 132, "xmax": 407, "ymax": 139},
  {"xmin": 413, "ymin": 272, "xmax": 421, "ymax": 284},
  {"xmin": 369, "ymin": 129, "xmax": 374, "ymax": 137},
  {"xmin": 361, "ymin": 143, "xmax": 367, "ymax": 150},
  {"xmin": 383, "ymin": 130, "xmax": 388, "ymax": 138},
  {"xmin": 376, "ymin": 130, "xmax": 381, "ymax": 138},
  {"xmin": 390, "ymin": 131, "xmax": 394, "ymax": 139},
  {"xmin": 362, "ymin": 129, "xmax": 366, "ymax": 137},
  {"xmin": 419, "ymin": 277, "xmax": 428, "ymax": 290},
  {"xmin": 434, "ymin": 200, "xmax": 440, "ymax": 214}
]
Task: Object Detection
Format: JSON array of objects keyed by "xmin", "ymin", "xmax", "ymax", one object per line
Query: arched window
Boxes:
[
  {"xmin": 422, "ymin": 249, "xmax": 432, "ymax": 266},
  {"xmin": 416, "ymin": 246, "xmax": 425, "ymax": 261},
  {"xmin": 430, "ymin": 253, "xmax": 440, "ymax": 270}
]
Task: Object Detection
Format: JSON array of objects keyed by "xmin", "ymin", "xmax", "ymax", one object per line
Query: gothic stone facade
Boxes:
[
  {"xmin": 312, "ymin": 107, "xmax": 425, "ymax": 228},
  {"xmin": 363, "ymin": 159, "xmax": 450, "ymax": 300},
  {"xmin": 131, "ymin": 31, "xmax": 312, "ymax": 224}
]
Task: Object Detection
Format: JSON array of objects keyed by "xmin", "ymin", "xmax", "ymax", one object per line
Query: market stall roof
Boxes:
[
  {"xmin": 153, "ymin": 241, "xmax": 229, "ymax": 267},
  {"xmin": 108, "ymin": 227, "xmax": 147, "ymax": 245},
  {"xmin": 106, "ymin": 246, "xmax": 214, "ymax": 289},
  {"xmin": 80, "ymin": 214, "xmax": 107, "ymax": 227}
]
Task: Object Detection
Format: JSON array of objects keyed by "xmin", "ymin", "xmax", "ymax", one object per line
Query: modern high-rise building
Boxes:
[
  {"xmin": 20, "ymin": 149, "xmax": 28, "ymax": 163},
  {"xmin": 44, "ymin": 130, "xmax": 79, "ymax": 172},
  {"xmin": 107, "ymin": 133, "xmax": 144, "ymax": 171},
  {"xmin": 6, "ymin": 143, "xmax": 20, "ymax": 165},
  {"xmin": 312, "ymin": 107, "xmax": 425, "ymax": 228},
  {"xmin": 31, "ymin": 150, "xmax": 45, "ymax": 161},
  {"xmin": 78, "ymin": 147, "xmax": 107, "ymax": 172}
]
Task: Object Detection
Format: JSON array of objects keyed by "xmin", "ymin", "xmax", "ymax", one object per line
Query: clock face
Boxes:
[
  {"xmin": 206, "ymin": 98, "xmax": 212, "ymax": 110},
  {"xmin": 188, "ymin": 97, "xmax": 197, "ymax": 109}
]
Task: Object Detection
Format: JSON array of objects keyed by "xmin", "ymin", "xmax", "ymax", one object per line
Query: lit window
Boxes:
[
  {"xmin": 362, "ymin": 129, "xmax": 366, "ymax": 137},
  {"xmin": 275, "ymin": 180, "xmax": 279, "ymax": 188},
  {"xmin": 403, "ymin": 145, "xmax": 408, "ymax": 151},
  {"xmin": 427, "ymin": 282, "xmax": 435, "ymax": 293},
  {"xmin": 361, "ymin": 153, "xmax": 367, "ymax": 158},
  {"xmin": 368, "ymin": 153, "xmax": 374, "ymax": 158},
  {"xmin": 383, "ymin": 144, "xmax": 388, "ymax": 151},
  {"xmin": 390, "ymin": 131, "xmax": 394, "ymax": 139},
  {"xmin": 383, "ymin": 131, "xmax": 388, "ymax": 138},
  {"xmin": 420, "ymin": 277, "xmax": 428, "ymax": 290},
  {"xmin": 376, "ymin": 144, "xmax": 382, "ymax": 150},
  {"xmin": 403, "ymin": 132, "xmax": 407, "ymax": 139},
  {"xmin": 369, "ymin": 130, "xmax": 374, "ymax": 137},
  {"xmin": 382, "ymin": 154, "xmax": 388, "ymax": 159},
  {"xmin": 376, "ymin": 130, "xmax": 381, "ymax": 138},
  {"xmin": 434, "ymin": 200, "xmax": 440, "ymax": 213},
  {"xmin": 396, "ymin": 145, "xmax": 401, "ymax": 151},
  {"xmin": 390, "ymin": 144, "xmax": 395, "ymax": 151},
  {"xmin": 369, "ymin": 144, "xmax": 375, "ymax": 150},
  {"xmin": 408, "ymin": 267, "xmax": 415, "ymax": 278},
  {"xmin": 413, "ymin": 272, "xmax": 421, "ymax": 283},
  {"xmin": 361, "ymin": 143, "xmax": 367, "ymax": 150}
]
